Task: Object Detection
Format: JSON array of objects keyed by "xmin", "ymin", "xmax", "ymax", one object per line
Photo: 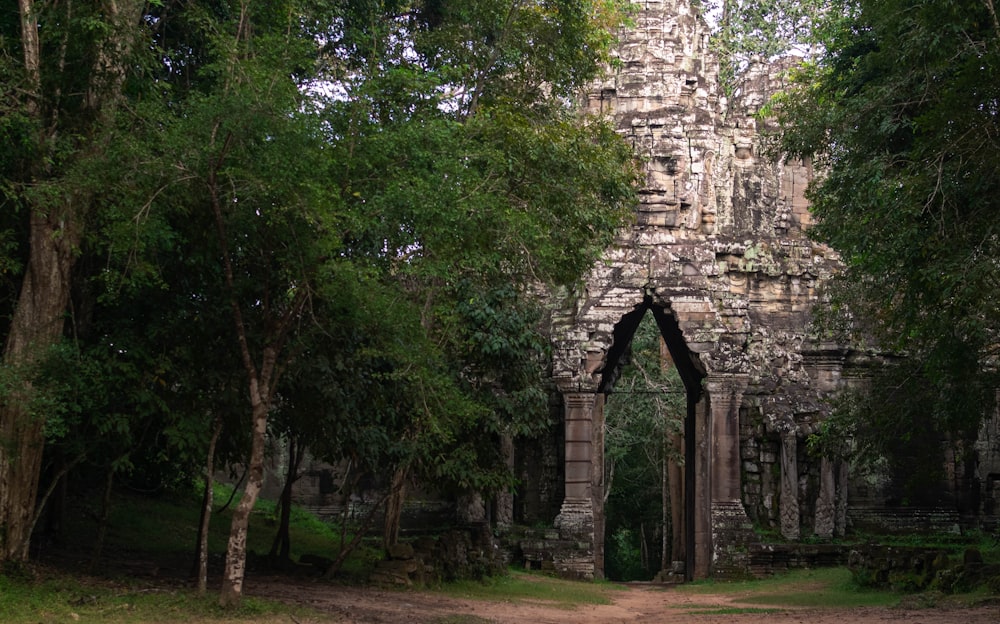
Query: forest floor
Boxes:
[{"xmin": 244, "ymin": 572, "xmax": 1000, "ymax": 624}]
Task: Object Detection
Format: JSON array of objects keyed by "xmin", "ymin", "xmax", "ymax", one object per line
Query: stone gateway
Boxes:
[{"xmin": 525, "ymin": 0, "xmax": 856, "ymax": 580}]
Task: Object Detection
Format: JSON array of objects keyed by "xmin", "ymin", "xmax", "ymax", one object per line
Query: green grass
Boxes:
[
  {"xmin": 432, "ymin": 570, "xmax": 622, "ymax": 608},
  {"xmin": 684, "ymin": 607, "xmax": 782, "ymax": 615},
  {"xmin": 59, "ymin": 482, "xmax": 381, "ymax": 582},
  {"xmin": 680, "ymin": 567, "xmax": 899, "ymax": 609},
  {"xmin": 0, "ymin": 568, "xmax": 331, "ymax": 623}
]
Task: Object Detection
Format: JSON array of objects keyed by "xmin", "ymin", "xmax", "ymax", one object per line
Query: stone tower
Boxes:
[{"xmin": 532, "ymin": 0, "xmax": 852, "ymax": 580}]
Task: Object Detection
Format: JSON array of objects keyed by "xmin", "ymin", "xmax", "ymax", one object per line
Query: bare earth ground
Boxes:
[{"xmin": 245, "ymin": 575, "xmax": 1000, "ymax": 624}]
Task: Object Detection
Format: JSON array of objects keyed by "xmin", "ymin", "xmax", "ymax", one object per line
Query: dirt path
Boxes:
[{"xmin": 246, "ymin": 576, "xmax": 1000, "ymax": 624}]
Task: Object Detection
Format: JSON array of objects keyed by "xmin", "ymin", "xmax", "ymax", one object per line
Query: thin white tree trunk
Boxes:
[{"xmin": 219, "ymin": 392, "xmax": 269, "ymax": 607}]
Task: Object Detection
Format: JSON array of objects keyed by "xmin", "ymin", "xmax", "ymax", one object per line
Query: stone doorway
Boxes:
[{"xmin": 598, "ymin": 301, "xmax": 702, "ymax": 582}]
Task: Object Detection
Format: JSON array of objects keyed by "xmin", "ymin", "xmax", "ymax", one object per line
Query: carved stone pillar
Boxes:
[
  {"xmin": 693, "ymin": 394, "xmax": 712, "ymax": 578},
  {"xmin": 559, "ymin": 392, "xmax": 595, "ymax": 504},
  {"xmin": 592, "ymin": 394, "xmax": 606, "ymax": 579},
  {"xmin": 779, "ymin": 430, "xmax": 800, "ymax": 540},
  {"xmin": 814, "ymin": 456, "xmax": 836, "ymax": 538},
  {"xmin": 553, "ymin": 392, "xmax": 598, "ymax": 579},
  {"xmin": 835, "ymin": 460, "xmax": 849, "ymax": 537}
]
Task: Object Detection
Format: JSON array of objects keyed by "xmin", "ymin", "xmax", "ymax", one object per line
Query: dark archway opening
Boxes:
[{"xmin": 598, "ymin": 297, "xmax": 704, "ymax": 581}]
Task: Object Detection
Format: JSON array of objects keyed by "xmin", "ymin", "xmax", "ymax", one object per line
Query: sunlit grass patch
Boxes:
[
  {"xmin": 680, "ymin": 567, "xmax": 899, "ymax": 609},
  {"xmin": 433, "ymin": 569, "xmax": 621, "ymax": 608},
  {"xmin": 686, "ymin": 607, "xmax": 783, "ymax": 615}
]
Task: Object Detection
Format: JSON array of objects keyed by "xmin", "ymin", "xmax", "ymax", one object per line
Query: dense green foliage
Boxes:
[
  {"xmin": 0, "ymin": 0, "xmax": 639, "ymax": 588},
  {"xmin": 778, "ymin": 0, "xmax": 1000, "ymax": 486},
  {"xmin": 706, "ymin": 0, "xmax": 826, "ymax": 93}
]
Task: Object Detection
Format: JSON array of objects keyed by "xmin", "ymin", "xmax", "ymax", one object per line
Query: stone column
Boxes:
[
  {"xmin": 814, "ymin": 456, "xmax": 835, "ymax": 538},
  {"xmin": 553, "ymin": 392, "xmax": 598, "ymax": 579},
  {"xmin": 704, "ymin": 373, "xmax": 753, "ymax": 577},
  {"xmin": 693, "ymin": 394, "xmax": 712, "ymax": 578},
  {"xmin": 779, "ymin": 430, "xmax": 800, "ymax": 540},
  {"xmin": 560, "ymin": 392, "xmax": 595, "ymax": 504},
  {"xmin": 705, "ymin": 374, "xmax": 749, "ymax": 503},
  {"xmin": 591, "ymin": 394, "xmax": 606, "ymax": 580}
]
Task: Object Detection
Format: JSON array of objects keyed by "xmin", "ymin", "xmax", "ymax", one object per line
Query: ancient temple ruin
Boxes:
[
  {"xmin": 518, "ymin": 0, "xmax": 854, "ymax": 580},
  {"xmin": 509, "ymin": 0, "xmax": 1000, "ymax": 582},
  {"xmin": 280, "ymin": 0, "xmax": 1000, "ymax": 585}
]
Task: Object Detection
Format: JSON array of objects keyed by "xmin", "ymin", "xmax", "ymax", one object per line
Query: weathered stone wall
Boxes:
[{"xmin": 740, "ymin": 405, "xmax": 825, "ymax": 536}]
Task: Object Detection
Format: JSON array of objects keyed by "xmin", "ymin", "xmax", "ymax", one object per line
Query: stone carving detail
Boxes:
[
  {"xmin": 814, "ymin": 457, "xmax": 836, "ymax": 538},
  {"xmin": 779, "ymin": 431, "xmax": 800, "ymax": 540}
]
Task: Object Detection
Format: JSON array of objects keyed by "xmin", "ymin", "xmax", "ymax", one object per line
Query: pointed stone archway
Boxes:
[{"xmin": 550, "ymin": 294, "xmax": 758, "ymax": 580}]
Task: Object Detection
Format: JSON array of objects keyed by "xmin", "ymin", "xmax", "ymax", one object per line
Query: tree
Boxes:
[
  {"xmin": 2, "ymin": 0, "xmax": 639, "ymax": 604},
  {"xmin": 703, "ymin": 0, "xmax": 827, "ymax": 94},
  {"xmin": 777, "ymin": 0, "xmax": 1000, "ymax": 480},
  {"xmin": 319, "ymin": 0, "xmax": 639, "ymax": 547},
  {"xmin": 0, "ymin": 0, "xmax": 146, "ymax": 563}
]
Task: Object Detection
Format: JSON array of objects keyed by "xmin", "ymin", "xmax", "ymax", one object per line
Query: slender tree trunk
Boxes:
[
  {"xmin": 209, "ymin": 125, "xmax": 296, "ymax": 606},
  {"xmin": 325, "ymin": 489, "xmax": 390, "ymax": 579},
  {"xmin": 88, "ymin": 465, "xmax": 116, "ymax": 573},
  {"xmin": 194, "ymin": 418, "xmax": 223, "ymax": 594},
  {"xmin": 269, "ymin": 436, "xmax": 301, "ymax": 565},
  {"xmin": 382, "ymin": 467, "xmax": 408, "ymax": 549}
]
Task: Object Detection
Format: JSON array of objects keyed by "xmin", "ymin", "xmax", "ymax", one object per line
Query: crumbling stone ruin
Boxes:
[{"xmin": 508, "ymin": 0, "xmax": 1000, "ymax": 581}]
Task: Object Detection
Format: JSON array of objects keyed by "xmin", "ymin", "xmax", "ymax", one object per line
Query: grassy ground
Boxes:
[
  {"xmin": 0, "ymin": 567, "xmax": 322, "ymax": 624},
  {"xmin": 1, "ymin": 564, "xmax": 903, "ymax": 624},
  {"xmin": 3, "ymin": 487, "xmax": 994, "ymax": 623},
  {"xmin": 432, "ymin": 570, "xmax": 622, "ymax": 608}
]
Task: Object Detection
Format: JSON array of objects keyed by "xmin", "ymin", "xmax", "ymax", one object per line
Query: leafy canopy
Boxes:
[{"xmin": 777, "ymin": 0, "xmax": 1000, "ymax": 479}]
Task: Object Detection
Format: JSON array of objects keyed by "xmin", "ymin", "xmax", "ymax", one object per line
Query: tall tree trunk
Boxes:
[
  {"xmin": 0, "ymin": 210, "xmax": 80, "ymax": 562},
  {"xmin": 1, "ymin": 2, "xmax": 74, "ymax": 565},
  {"xmin": 218, "ymin": 385, "xmax": 270, "ymax": 608}
]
